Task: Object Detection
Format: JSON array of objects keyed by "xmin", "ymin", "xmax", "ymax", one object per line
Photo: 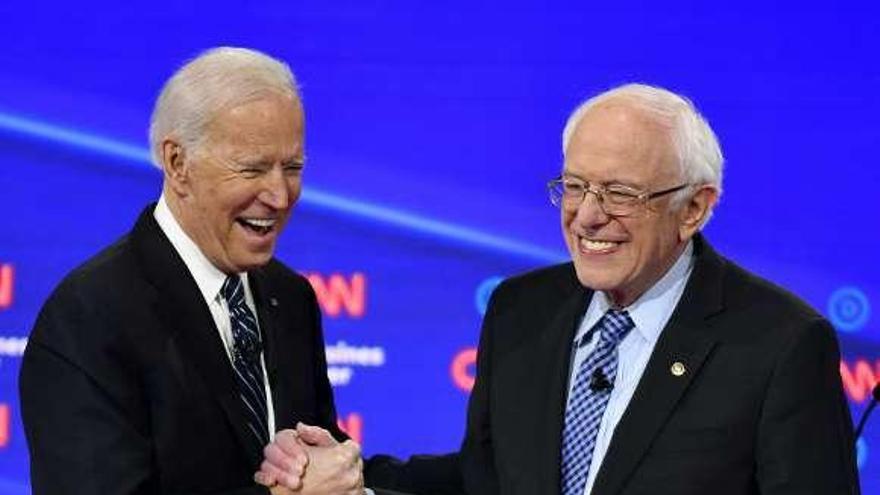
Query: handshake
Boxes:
[{"xmin": 255, "ymin": 423, "xmax": 366, "ymax": 495}]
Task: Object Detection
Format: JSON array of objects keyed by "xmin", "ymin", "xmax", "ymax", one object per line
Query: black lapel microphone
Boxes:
[
  {"xmin": 854, "ymin": 384, "xmax": 880, "ymax": 439},
  {"xmin": 589, "ymin": 368, "xmax": 613, "ymax": 391}
]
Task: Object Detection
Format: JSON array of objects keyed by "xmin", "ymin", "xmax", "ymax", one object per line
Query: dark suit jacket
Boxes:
[
  {"xmin": 20, "ymin": 205, "xmax": 346, "ymax": 494},
  {"xmin": 458, "ymin": 235, "xmax": 860, "ymax": 495}
]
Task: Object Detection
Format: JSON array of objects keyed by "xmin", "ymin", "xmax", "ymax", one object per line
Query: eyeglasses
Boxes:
[{"xmin": 547, "ymin": 176, "xmax": 689, "ymax": 217}]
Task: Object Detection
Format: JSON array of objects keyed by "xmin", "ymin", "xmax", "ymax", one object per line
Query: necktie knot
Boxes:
[
  {"xmin": 221, "ymin": 275, "xmax": 261, "ymax": 361},
  {"xmin": 221, "ymin": 275, "xmax": 244, "ymax": 307},
  {"xmin": 598, "ymin": 309, "xmax": 634, "ymax": 347}
]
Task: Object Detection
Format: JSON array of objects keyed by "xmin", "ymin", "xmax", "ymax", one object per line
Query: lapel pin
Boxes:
[
  {"xmin": 670, "ymin": 361, "xmax": 687, "ymax": 377},
  {"xmin": 269, "ymin": 297, "xmax": 279, "ymax": 307}
]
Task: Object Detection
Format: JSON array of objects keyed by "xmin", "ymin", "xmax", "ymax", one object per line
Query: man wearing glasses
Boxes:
[{"xmin": 258, "ymin": 84, "xmax": 860, "ymax": 494}]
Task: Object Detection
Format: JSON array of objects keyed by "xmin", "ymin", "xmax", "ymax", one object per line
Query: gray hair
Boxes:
[
  {"xmin": 148, "ymin": 46, "xmax": 300, "ymax": 167},
  {"xmin": 562, "ymin": 83, "xmax": 723, "ymax": 223}
]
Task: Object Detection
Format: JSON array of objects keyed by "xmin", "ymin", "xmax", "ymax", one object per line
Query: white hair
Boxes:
[
  {"xmin": 148, "ymin": 46, "xmax": 300, "ymax": 167},
  {"xmin": 562, "ymin": 83, "xmax": 724, "ymax": 224}
]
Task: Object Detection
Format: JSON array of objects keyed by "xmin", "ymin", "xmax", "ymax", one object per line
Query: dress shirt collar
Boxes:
[
  {"xmin": 576, "ymin": 239, "xmax": 695, "ymax": 346},
  {"xmin": 153, "ymin": 195, "xmax": 249, "ymax": 304}
]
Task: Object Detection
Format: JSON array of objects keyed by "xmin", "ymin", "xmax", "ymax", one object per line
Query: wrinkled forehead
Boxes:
[
  {"xmin": 570, "ymin": 100, "xmax": 676, "ymax": 151},
  {"xmin": 564, "ymin": 101, "xmax": 680, "ymax": 182},
  {"xmin": 202, "ymin": 94, "xmax": 304, "ymax": 141}
]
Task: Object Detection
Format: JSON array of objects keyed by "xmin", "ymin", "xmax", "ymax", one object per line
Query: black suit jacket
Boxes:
[
  {"xmin": 459, "ymin": 235, "xmax": 859, "ymax": 495},
  {"xmin": 20, "ymin": 205, "xmax": 346, "ymax": 494}
]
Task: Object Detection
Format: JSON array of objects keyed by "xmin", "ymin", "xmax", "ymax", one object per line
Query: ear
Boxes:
[
  {"xmin": 160, "ymin": 138, "xmax": 190, "ymax": 196},
  {"xmin": 678, "ymin": 185, "xmax": 718, "ymax": 241}
]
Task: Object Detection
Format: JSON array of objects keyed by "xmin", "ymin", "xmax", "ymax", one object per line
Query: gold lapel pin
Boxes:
[{"xmin": 670, "ymin": 361, "xmax": 687, "ymax": 377}]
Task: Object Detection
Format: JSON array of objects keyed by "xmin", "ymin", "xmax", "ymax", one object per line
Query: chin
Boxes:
[
  {"xmin": 573, "ymin": 262, "xmax": 630, "ymax": 291},
  {"xmin": 233, "ymin": 253, "xmax": 275, "ymax": 272}
]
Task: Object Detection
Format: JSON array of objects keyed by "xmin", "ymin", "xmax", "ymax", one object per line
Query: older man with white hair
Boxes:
[
  {"xmin": 20, "ymin": 47, "xmax": 367, "ymax": 495},
  {"xmin": 260, "ymin": 83, "xmax": 861, "ymax": 495},
  {"xmin": 454, "ymin": 83, "xmax": 861, "ymax": 495}
]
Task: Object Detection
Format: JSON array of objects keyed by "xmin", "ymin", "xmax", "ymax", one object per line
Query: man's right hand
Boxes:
[
  {"xmin": 257, "ymin": 429, "xmax": 309, "ymax": 490},
  {"xmin": 256, "ymin": 423, "xmax": 364, "ymax": 495}
]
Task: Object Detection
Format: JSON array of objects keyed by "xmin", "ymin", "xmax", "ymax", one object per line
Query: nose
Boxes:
[
  {"xmin": 259, "ymin": 166, "xmax": 295, "ymax": 210},
  {"xmin": 571, "ymin": 189, "xmax": 610, "ymax": 229}
]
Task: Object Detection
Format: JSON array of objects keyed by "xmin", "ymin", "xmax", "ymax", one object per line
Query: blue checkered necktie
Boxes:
[
  {"xmin": 221, "ymin": 275, "xmax": 270, "ymax": 449},
  {"xmin": 561, "ymin": 309, "xmax": 635, "ymax": 495}
]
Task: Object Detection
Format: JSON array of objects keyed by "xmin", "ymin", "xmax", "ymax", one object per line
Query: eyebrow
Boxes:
[
  {"xmin": 605, "ymin": 179, "xmax": 645, "ymax": 190},
  {"xmin": 561, "ymin": 172, "xmax": 646, "ymax": 190},
  {"xmin": 232, "ymin": 159, "xmax": 271, "ymax": 169},
  {"xmin": 233, "ymin": 156, "xmax": 305, "ymax": 168}
]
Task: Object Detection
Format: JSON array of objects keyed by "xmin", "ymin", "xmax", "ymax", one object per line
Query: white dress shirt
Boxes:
[
  {"xmin": 569, "ymin": 240, "xmax": 694, "ymax": 495},
  {"xmin": 154, "ymin": 195, "xmax": 277, "ymax": 438}
]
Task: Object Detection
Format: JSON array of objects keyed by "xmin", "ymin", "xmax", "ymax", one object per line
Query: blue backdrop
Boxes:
[{"xmin": 0, "ymin": 1, "xmax": 878, "ymax": 492}]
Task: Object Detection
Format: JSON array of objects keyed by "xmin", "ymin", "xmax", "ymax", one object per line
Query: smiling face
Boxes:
[
  {"xmin": 562, "ymin": 101, "xmax": 699, "ymax": 307},
  {"xmin": 162, "ymin": 93, "xmax": 305, "ymax": 274}
]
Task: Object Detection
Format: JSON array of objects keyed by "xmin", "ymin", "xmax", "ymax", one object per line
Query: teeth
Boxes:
[
  {"xmin": 580, "ymin": 238, "xmax": 618, "ymax": 251},
  {"xmin": 242, "ymin": 218, "xmax": 276, "ymax": 228}
]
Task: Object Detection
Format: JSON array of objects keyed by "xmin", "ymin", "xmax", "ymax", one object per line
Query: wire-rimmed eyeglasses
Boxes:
[{"xmin": 547, "ymin": 176, "xmax": 689, "ymax": 217}]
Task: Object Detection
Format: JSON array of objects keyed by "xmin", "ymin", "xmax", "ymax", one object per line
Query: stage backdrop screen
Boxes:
[{"xmin": 0, "ymin": 1, "xmax": 877, "ymax": 492}]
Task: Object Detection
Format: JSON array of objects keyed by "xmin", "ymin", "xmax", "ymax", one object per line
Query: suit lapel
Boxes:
[
  {"xmin": 130, "ymin": 205, "xmax": 265, "ymax": 468},
  {"xmin": 493, "ymin": 266, "xmax": 589, "ymax": 493},
  {"xmin": 590, "ymin": 235, "xmax": 726, "ymax": 495},
  {"xmin": 247, "ymin": 268, "xmax": 286, "ymax": 429},
  {"xmin": 535, "ymin": 284, "xmax": 593, "ymax": 493}
]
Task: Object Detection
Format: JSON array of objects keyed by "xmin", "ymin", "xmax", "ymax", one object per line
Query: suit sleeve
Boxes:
[
  {"xmin": 361, "ymin": 287, "xmax": 507, "ymax": 495},
  {"xmin": 364, "ymin": 453, "xmax": 463, "ymax": 495},
  {"xmin": 20, "ymin": 287, "xmax": 272, "ymax": 495},
  {"xmin": 459, "ymin": 287, "xmax": 503, "ymax": 495},
  {"xmin": 755, "ymin": 318, "xmax": 860, "ymax": 495},
  {"xmin": 19, "ymin": 286, "xmax": 161, "ymax": 495}
]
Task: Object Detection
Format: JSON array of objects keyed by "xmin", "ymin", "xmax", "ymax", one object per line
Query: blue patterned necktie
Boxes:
[
  {"xmin": 561, "ymin": 309, "xmax": 635, "ymax": 495},
  {"xmin": 221, "ymin": 275, "xmax": 270, "ymax": 449}
]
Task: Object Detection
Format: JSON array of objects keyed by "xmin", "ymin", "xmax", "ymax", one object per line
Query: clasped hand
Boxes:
[{"xmin": 254, "ymin": 423, "xmax": 364, "ymax": 495}]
